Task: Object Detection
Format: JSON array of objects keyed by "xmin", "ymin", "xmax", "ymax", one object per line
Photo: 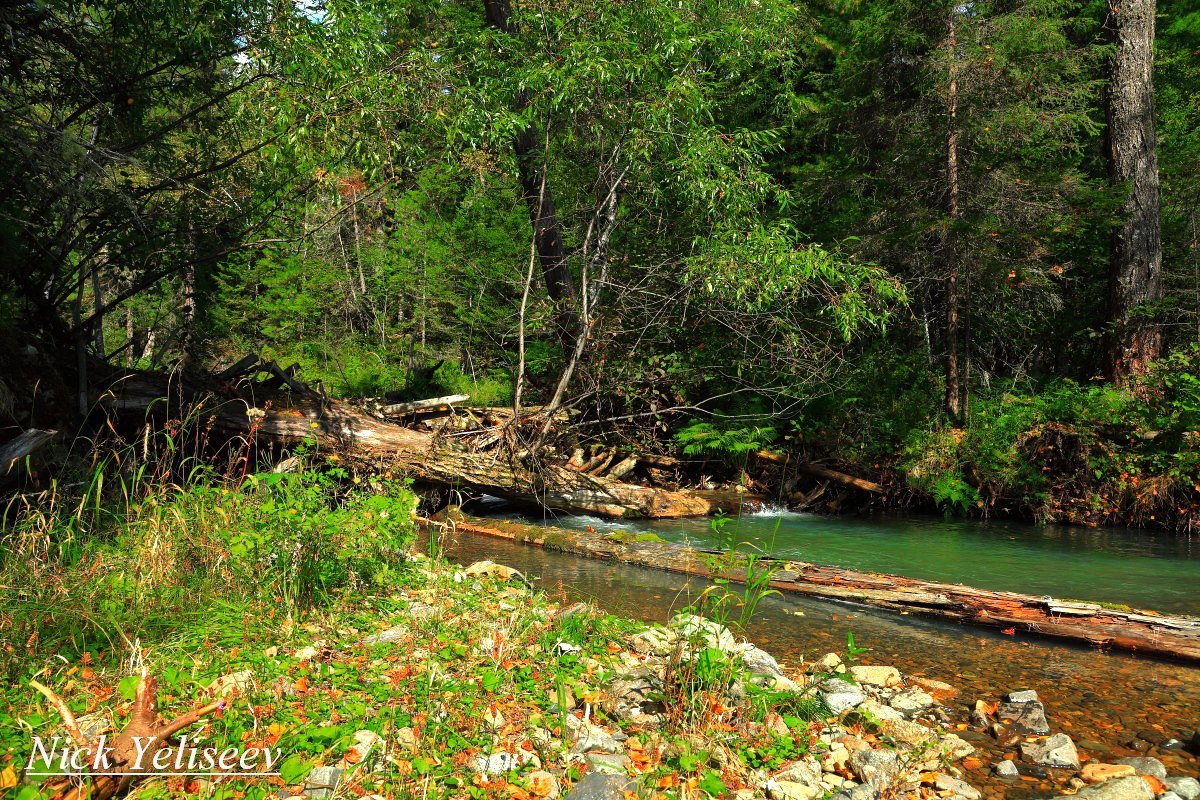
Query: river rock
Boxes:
[
  {"xmin": 1166, "ymin": 778, "xmax": 1200, "ymax": 800},
  {"xmin": 766, "ymin": 780, "xmax": 822, "ymax": 800},
  {"xmin": 630, "ymin": 627, "xmax": 675, "ymax": 656},
  {"xmin": 1082, "ymin": 764, "xmax": 1138, "ymax": 784},
  {"xmin": 994, "ymin": 760, "xmax": 1021, "ymax": 778},
  {"xmin": 849, "ymin": 748, "xmax": 901, "ymax": 791},
  {"xmin": 1114, "ymin": 757, "xmax": 1168, "ymax": 781},
  {"xmin": 812, "ymin": 652, "xmax": 847, "ymax": 673},
  {"xmin": 997, "ymin": 700, "xmax": 1050, "ymax": 734},
  {"xmin": 858, "ymin": 699, "xmax": 905, "ymax": 723},
  {"xmin": 823, "ymin": 688, "xmax": 867, "ymax": 715},
  {"xmin": 529, "ymin": 771, "xmax": 560, "ymax": 799},
  {"xmin": 878, "ymin": 718, "xmax": 936, "ymax": 747},
  {"xmin": 889, "ymin": 688, "xmax": 935, "ymax": 715},
  {"xmin": 472, "ymin": 750, "xmax": 539, "ymax": 775},
  {"xmin": 609, "ymin": 668, "xmax": 665, "ymax": 723},
  {"xmin": 850, "ymin": 665, "xmax": 901, "ymax": 688},
  {"xmin": 1005, "ymin": 689, "xmax": 1040, "ymax": 703},
  {"xmin": 463, "ymin": 560, "xmax": 525, "ymax": 582},
  {"xmin": 670, "ymin": 613, "xmax": 738, "ymax": 652},
  {"xmin": 563, "ymin": 773, "xmax": 635, "ymax": 800},
  {"xmin": 583, "ymin": 753, "xmax": 630, "ymax": 775},
  {"xmin": 935, "ymin": 775, "xmax": 982, "ymax": 800},
  {"xmin": 303, "ymin": 766, "xmax": 343, "ymax": 799},
  {"xmin": 774, "ymin": 760, "xmax": 822, "ymax": 787},
  {"xmin": 1022, "ymin": 733, "xmax": 1080, "ymax": 769},
  {"xmin": 1052, "ymin": 776, "xmax": 1155, "ymax": 800},
  {"xmin": 939, "ymin": 733, "xmax": 976, "ymax": 760},
  {"xmin": 566, "ymin": 715, "xmax": 626, "ymax": 754},
  {"xmin": 833, "ymin": 786, "xmax": 878, "ymax": 800}
]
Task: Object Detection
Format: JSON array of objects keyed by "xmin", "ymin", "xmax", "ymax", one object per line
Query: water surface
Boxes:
[{"xmin": 531, "ymin": 509, "xmax": 1200, "ymax": 615}]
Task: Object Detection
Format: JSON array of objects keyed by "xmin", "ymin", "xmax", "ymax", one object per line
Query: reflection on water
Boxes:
[
  {"xmin": 434, "ymin": 530, "xmax": 1200, "ymax": 793},
  {"xmin": 520, "ymin": 510, "xmax": 1200, "ymax": 615}
]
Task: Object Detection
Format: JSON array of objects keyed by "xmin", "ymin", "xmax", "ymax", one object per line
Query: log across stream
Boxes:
[{"xmin": 428, "ymin": 510, "xmax": 1200, "ymax": 664}]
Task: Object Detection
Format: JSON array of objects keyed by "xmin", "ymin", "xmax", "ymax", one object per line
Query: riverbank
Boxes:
[{"xmin": 11, "ymin": 543, "xmax": 1196, "ymax": 800}]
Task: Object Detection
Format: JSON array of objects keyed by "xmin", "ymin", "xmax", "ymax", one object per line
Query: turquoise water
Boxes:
[{"xmin": 533, "ymin": 510, "xmax": 1200, "ymax": 615}]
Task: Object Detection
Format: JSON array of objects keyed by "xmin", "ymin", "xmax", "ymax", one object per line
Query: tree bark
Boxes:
[
  {"xmin": 1105, "ymin": 0, "xmax": 1163, "ymax": 382},
  {"xmin": 481, "ymin": 0, "xmax": 578, "ymax": 335},
  {"xmin": 944, "ymin": 11, "xmax": 965, "ymax": 421}
]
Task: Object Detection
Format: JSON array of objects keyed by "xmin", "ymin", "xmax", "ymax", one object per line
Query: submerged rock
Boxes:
[
  {"xmin": 997, "ymin": 699, "xmax": 1050, "ymax": 734},
  {"xmin": 1082, "ymin": 763, "xmax": 1138, "ymax": 784},
  {"xmin": 1113, "ymin": 757, "xmax": 1168, "ymax": 781},
  {"xmin": 1021, "ymin": 733, "xmax": 1080, "ymax": 769},
  {"xmin": 1052, "ymin": 776, "xmax": 1155, "ymax": 800},
  {"xmin": 1166, "ymin": 777, "xmax": 1200, "ymax": 800}
]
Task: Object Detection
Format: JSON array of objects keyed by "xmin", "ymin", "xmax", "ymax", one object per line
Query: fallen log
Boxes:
[
  {"xmin": 99, "ymin": 372, "xmax": 722, "ymax": 519},
  {"xmin": 433, "ymin": 511, "xmax": 1200, "ymax": 664},
  {"xmin": 1, "ymin": 428, "xmax": 57, "ymax": 475},
  {"xmin": 795, "ymin": 462, "xmax": 884, "ymax": 494},
  {"xmin": 377, "ymin": 394, "xmax": 470, "ymax": 416}
]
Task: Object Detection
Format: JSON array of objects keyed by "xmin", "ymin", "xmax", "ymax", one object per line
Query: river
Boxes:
[{"xmin": 437, "ymin": 507, "xmax": 1200, "ymax": 799}]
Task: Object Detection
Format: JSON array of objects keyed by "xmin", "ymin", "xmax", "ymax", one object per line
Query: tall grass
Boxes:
[{"xmin": 0, "ymin": 417, "xmax": 418, "ymax": 682}]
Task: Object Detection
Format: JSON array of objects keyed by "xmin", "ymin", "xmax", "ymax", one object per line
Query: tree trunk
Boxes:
[
  {"xmin": 481, "ymin": 0, "xmax": 578, "ymax": 337},
  {"xmin": 944, "ymin": 11, "xmax": 964, "ymax": 421},
  {"xmin": 1105, "ymin": 0, "xmax": 1163, "ymax": 382}
]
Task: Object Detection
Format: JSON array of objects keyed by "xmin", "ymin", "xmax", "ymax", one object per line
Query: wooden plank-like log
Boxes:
[
  {"xmin": 433, "ymin": 511, "xmax": 1200, "ymax": 664},
  {"xmin": 1, "ymin": 428, "xmax": 57, "ymax": 475},
  {"xmin": 378, "ymin": 394, "xmax": 470, "ymax": 416}
]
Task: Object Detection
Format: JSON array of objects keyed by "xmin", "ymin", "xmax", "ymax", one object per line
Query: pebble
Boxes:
[{"xmin": 993, "ymin": 760, "xmax": 1020, "ymax": 778}]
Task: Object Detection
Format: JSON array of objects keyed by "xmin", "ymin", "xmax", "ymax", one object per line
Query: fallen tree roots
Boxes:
[
  {"xmin": 433, "ymin": 511, "xmax": 1200, "ymax": 664},
  {"xmin": 30, "ymin": 670, "xmax": 231, "ymax": 800},
  {"xmin": 100, "ymin": 370, "xmax": 731, "ymax": 518}
]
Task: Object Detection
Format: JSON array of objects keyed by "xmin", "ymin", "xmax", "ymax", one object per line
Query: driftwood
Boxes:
[
  {"xmin": 434, "ymin": 511, "xmax": 1200, "ymax": 664},
  {"xmin": 1, "ymin": 428, "xmax": 57, "ymax": 475},
  {"xmin": 100, "ymin": 372, "xmax": 726, "ymax": 519},
  {"xmin": 30, "ymin": 670, "xmax": 230, "ymax": 800},
  {"xmin": 377, "ymin": 394, "xmax": 470, "ymax": 416}
]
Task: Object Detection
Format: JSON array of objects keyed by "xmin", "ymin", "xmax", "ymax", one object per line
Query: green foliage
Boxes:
[{"xmin": 675, "ymin": 422, "xmax": 779, "ymax": 461}]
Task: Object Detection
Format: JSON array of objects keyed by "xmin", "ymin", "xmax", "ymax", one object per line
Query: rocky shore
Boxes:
[{"xmin": 13, "ymin": 553, "xmax": 1198, "ymax": 800}]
